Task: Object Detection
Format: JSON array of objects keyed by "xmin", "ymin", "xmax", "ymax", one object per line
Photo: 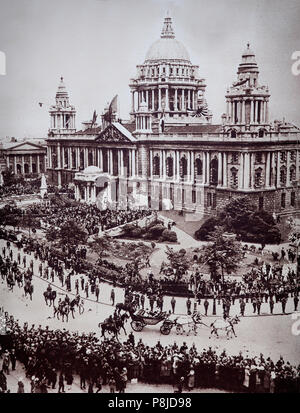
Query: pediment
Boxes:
[{"xmin": 96, "ymin": 123, "xmax": 135, "ymax": 143}]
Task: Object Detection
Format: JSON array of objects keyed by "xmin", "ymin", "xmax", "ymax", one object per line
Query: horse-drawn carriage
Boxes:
[{"xmin": 130, "ymin": 310, "xmax": 173, "ymax": 335}]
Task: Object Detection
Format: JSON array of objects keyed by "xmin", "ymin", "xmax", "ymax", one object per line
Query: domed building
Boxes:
[{"xmin": 46, "ymin": 15, "xmax": 299, "ymax": 217}]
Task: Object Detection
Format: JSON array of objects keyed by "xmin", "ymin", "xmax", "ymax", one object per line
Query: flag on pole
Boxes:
[{"xmin": 91, "ymin": 110, "xmax": 97, "ymax": 127}]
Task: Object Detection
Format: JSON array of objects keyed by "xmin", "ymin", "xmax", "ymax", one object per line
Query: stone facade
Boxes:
[{"xmin": 46, "ymin": 16, "xmax": 299, "ymax": 217}]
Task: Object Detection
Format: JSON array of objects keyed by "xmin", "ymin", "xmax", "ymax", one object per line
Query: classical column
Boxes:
[
  {"xmin": 129, "ymin": 150, "xmax": 132, "ymax": 176},
  {"xmin": 286, "ymin": 150, "xmax": 290, "ymax": 186},
  {"xmin": 47, "ymin": 147, "xmax": 51, "ymax": 169},
  {"xmin": 250, "ymin": 153, "xmax": 255, "ymax": 188},
  {"xmin": 109, "ymin": 149, "xmax": 113, "ymax": 175},
  {"xmin": 296, "ymin": 150, "xmax": 299, "ymax": 183},
  {"xmin": 218, "ymin": 152, "xmax": 223, "ymax": 186},
  {"xmin": 276, "ymin": 152, "xmax": 281, "ymax": 187},
  {"xmin": 191, "ymin": 151, "xmax": 195, "ymax": 183},
  {"xmin": 239, "ymin": 101, "xmax": 243, "ymax": 123},
  {"xmin": 206, "ymin": 152, "xmax": 210, "ymax": 184},
  {"xmin": 132, "ymin": 149, "xmax": 136, "ymax": 177},
  {"xmin": 230, "ymin": 101, "xmax": 234, "ymax": 122},
  {"xmin": 223, "ymin": 152, "xmax": 227, "ymax": 187},
  {"xmin": 250, "ymin": 100, "xmax": 254, "ymax": 123},
  {"xmin": 159, "ymin": 150, "xmax": 163, "ymax": 177},
  {"xmin": 37, "ymin": 155, "xmax": 40, "ymax": 174},
  {"xmin": 120, "ymin": 150, "xmax": 124, "ymax": 176},
  {"xmin": 176, "ymin": 150, "xmax": 180, "ymax": 181},
  {"xmin": 29, "ymin": 155, "xmax": 33, "ymax": 173},
  {"xmin": 57, "ymin": 144, "xmax": 61, "ymax": 168},
  {"xmin": 238, "ymin": 153, "xmax": 244, "ymax": 189},
  {"xmin": 146, "ymin": 90, "xmax": 149, "ymax": 109},
  {"xmin": 203, "ymin": 152, "xmax": 206, "ymax": 184},
  {"xmin": 165, "ymin": 87, "xmax": 169, "ymax": 111},
  {"xmin": 84, "ymin": 148, "xmax": 88, "ymax": 168},
  {"xmin": 13, "ymin": 156, "xmax": 17, "ymax": 175},
  {"xmin": 150, "ymin": 149, "xmax": 153, "ymax": 177},
  {"xmin": 131, "ymin": 91, "xmax": 135, "ymax": 112},
  {"xmin": 244, "ymin": 153, "xmax": 250, "ymax": 189},
  {"xmin": 172, "ymin": 153, "xmax": 176, "ymax": 179},
  {"xmin": 68, "ymin": 147, "xmax": 71, "ymax": 169},
  {"xmin": 174, "ymin": 88, "xmax": 178, "ymax": 110},
  {"xmin": 187, "ymin": 151, "xmax": 191, "ymax": 182},
  {"xmin": 265, "ymin": 99, "xmax": 269, "ymax": 123},
  {"xmin": 181, "ymin": 89, "xmax": 185, "ymax": 110},
  {"xmin": 226, "ymin": 100, "xmax": 229, "ymax": 119},
  {"xmin": 265, "ymin": 152, "xmax": 269, "ymax": 187},
  {"xmin": 158, "ymin": 88, "xmax": 162, "ymax": 110},
  {"xmin": 187, "ymin": 89, "xmax": 191, "ymax": 109},
  {"xmin": 76, "ymin": 148, "xmax": 80, "ymax": 169},
  {"xmin": 152, "ymin": 89, "xmax": 155, "ymax": 111},
  {"xmin": 162, "ymin": 150, "xmax": 166, "ymax": 179}
]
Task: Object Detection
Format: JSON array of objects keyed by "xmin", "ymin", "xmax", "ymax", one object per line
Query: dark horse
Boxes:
[
  {"xmin": 98, "ymin": 313, "xmax": 129, "ymax": 339},
  {"xmin": 24, "ymin": 283, "xmax": 34, "ymax": 301},
  {"xmin": 115, "ymin": 302, "xmax": 136, "ymax": 315},
  {"xmin": 43, "ymin": 290, "xmax": 57, "ymax": 306}
]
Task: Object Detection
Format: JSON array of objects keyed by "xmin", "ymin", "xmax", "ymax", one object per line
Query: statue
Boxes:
[{"xmin": 40, "ymin": 173, "xmax": 47, "ymax": 198}]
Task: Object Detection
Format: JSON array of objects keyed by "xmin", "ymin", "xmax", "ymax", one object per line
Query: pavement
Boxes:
[
  {"xmin": 1, "ymin": 241, "xmax": 300, "ymax": 367},
  {"xmin": 2, "ymin": 359, "xmax": 227, "ymax": 393}
]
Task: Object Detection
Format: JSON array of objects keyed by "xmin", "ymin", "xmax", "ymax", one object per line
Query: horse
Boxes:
[
  {"xmin": 98, "ymin": 313, "xmax": 129, "ymax": 339},
  {"xmin": 24, "ymin": 283, "xmax": 34, "ymax": 301},
  {"xmin": 53, "ymin": 301, "xmax": 70, "ymax": 322},
  {"xmin": 115, "ymin": 302, "xmax": 136, "ymax": 315},
  {"xmin": 43, "ymin": 290, "xmax": 57, "ymax": 306},
  {"xmin": 209, "ymin": 315, "xmax": 240, "ymax": 339}
]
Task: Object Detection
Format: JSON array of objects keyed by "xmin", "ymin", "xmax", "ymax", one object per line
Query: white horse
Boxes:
[{"xmin": 209, "ymin": 315, "xmax": 240, "ymax": 339}]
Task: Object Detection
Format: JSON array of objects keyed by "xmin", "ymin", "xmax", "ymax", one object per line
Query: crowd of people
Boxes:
[
  {"xmin": 0, "ymin": 314, "xmax": 299, "ymax": 393},
  {"xmin": 26, "ymin": 203, "xmax": 152, "ymax": 235},
  {"xmin": 0, "ymin": 224, "xmax": 298, "ymax": 319}
]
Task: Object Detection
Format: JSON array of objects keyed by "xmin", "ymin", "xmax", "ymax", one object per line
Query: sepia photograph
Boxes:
[{"xmin": 0, "ymin": 0, "xmax": 299, "ymax": 399}]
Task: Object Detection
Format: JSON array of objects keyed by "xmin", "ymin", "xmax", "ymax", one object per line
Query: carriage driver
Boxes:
[{"xmin": 47, "ymin": 283, "xmax": 52, "ymax": 293}]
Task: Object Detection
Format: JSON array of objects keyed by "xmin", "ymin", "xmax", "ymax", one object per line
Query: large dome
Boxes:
[
  {"xmin": 144, "ymin": 16, "xmax": 190, "ymax": 63},
  {"xmin": 145, "ymin": 38, "xmax": 190, "ymax": 62}
]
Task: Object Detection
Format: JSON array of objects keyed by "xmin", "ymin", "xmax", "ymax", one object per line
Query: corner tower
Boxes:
[
  {"xmin": 224, "ymin": 44, "xmax": 270, "ymax": 136},
  {"xmin": 49, "ymin": 77, "xmax": 76, "ymax": 136}
]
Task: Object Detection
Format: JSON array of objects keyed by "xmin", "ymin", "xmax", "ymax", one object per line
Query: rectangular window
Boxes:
[
  {"xmin": 281, "ymin": 193, "xmax": 286, "ymax": 208},
  {"xmin": 291, "ymin": 192, "xmax": 295, "ymax": 207},
  {"xmin": 192, "ymin": 190, "xmax": 196, "ymax": 204},
  {"xmin": 207, "ymin": 192, "xmax": 212, "ymax": 207}
]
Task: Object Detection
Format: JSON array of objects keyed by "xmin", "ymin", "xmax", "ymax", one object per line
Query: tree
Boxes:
[
  {"xmin": 195, "ymin": 196, "xmax": 281, "ymax": 244},
  {"xmin": 58, "ymin": 220, "xmax": 88, "ymax": 247},
  {"xmin": 88, "ymin": 235, "xmax": 112, "ymax": 259},
  {"xmin": 201, "ymin": 226, "xmax": 244, "ymax": 283},
  {"xmin": 165, "ymin": 246, "xmax": 190, "ymax": 282}
]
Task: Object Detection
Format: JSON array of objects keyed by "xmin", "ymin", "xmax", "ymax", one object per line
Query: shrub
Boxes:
[
  {"xmin": 162, "ymin": 229, "xmax": 178, "ymax": 242},
  {"xmin": 147, "ymin": 224, "xmax": 166, "ymax": 238},
  {"xmin": 194, "ymin": 217, "xmax": 219, "ymax": 240}
]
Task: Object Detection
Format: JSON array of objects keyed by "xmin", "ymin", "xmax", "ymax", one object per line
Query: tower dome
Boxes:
[{"xmin": 145, "ymin": 16, "xmax": 190, "ymax": 62}]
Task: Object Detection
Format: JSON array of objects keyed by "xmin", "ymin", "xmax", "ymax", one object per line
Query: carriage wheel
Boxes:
[
  {"xmin": 176, "ymin": 324, "xmax": 183, "ymax": 335},
  {"xmin": 160, "ymin": 324, "xmax": 171, "ymax": 335},
  {"xmin": 131, "ymin": 321, "xmax": 144, "ymax": 332}
]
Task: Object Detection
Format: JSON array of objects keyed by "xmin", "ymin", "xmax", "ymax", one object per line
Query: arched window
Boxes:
[
  {"xmin": 166, "ymin": 156, "xmax": 173, "ymax": 177},
  {"xmin": 153, "ymin": 155, "xmax": 160, "ymax": 176},
  {"xmin": 254, "ymin": 167, "xmax": 263, "ymax": 188},
  {"xmin": 230, "ymin": 167, "xmax": 238, "ymax": 189},
  {"xmin": 210, "ymin": 158, "xmax": 218, "ymax": 185},
  {"xmin": 231, "ymin": 129, "xmax": 237, "ymax": 138},
  {"xmin": 280, "ymin": 166, "xmax": 286, "ymax": 185},
  {"xmin": 194, "ymin": 158, "xmax": 203, "ymax": 177},
  {"xmin": 258, "ymin": 129, "xmax": 265, "ymax": 138},
  {"xmin": 290, "ymin": 166, "xmax": 296, "ymax": 182},
  {"xmin": 180, "ymin": 156, "xmax": 187, "ymax": 179},
  {"xmin": 24, "ymin": 163, "xmax": 29, "ymax": 174}
]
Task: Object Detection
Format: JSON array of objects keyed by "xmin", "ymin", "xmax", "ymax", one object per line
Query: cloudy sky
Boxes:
[{"xmin": 0, "ymin": 0, "xmax": 299, "ymax": 139}]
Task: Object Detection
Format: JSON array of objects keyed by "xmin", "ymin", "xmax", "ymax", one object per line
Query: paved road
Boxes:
[{"xmin": 1, "ymin": 240, "xmax": 299, "ymax": 366}]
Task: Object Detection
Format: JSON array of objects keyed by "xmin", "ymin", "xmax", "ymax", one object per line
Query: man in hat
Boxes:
[{"xmin": 171, "ymin": 297, "xmax": 176, "ymax": 314}]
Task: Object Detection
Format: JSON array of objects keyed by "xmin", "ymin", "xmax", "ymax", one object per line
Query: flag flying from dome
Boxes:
[
  {"xmin": 233, "ymin": 77, "xmax": 250, "ymax": 87},
  {"xmin": 103, "ymin": 95, "xmax": 118, "ymax": 123},
  {"xmin": 91, "ymin": 110, "xmax": 97, "ymax": 127}
]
